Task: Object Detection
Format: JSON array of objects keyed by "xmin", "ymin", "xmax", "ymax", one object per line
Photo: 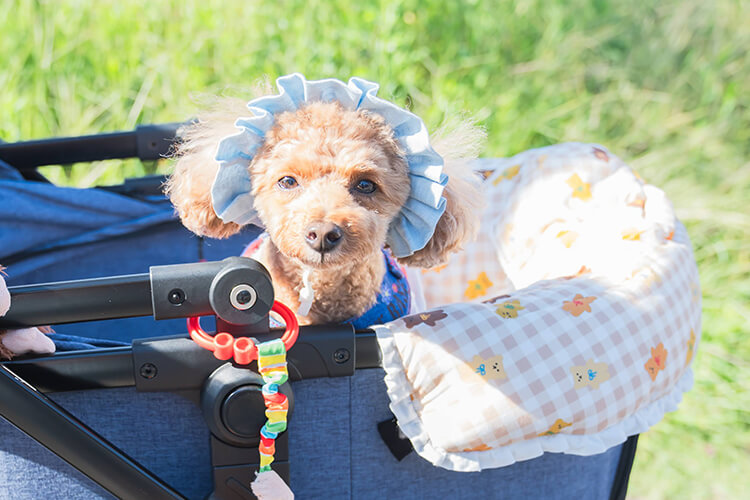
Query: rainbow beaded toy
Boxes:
[{"xmin": 256, "ymin": 338, "xmax": 290, "ymax": 472}]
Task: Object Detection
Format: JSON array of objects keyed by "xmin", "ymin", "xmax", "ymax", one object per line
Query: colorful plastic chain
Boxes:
[
  {"xmin": 188, "ymin": 300, "xmax": 299, "ymax": 476},
  {"xmin": 257, "ymin": 338, "xmax": 289, "ymax": 472}
]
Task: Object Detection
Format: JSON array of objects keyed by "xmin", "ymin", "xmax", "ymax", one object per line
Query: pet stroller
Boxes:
[{"xmin": 0, "ymin": 125, "xmax": 637, "ymax": 499}]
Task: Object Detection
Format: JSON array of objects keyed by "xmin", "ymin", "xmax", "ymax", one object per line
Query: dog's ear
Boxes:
[
  {"xmin": 395, "ymin": 118, "xmax": 486, "ymax": 269},
  {"xmin": 165, "ymin": 95, "xmax": 259, "ymax": 239}
]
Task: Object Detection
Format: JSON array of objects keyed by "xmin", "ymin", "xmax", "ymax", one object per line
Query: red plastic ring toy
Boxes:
[{"xmin": 188, "ymin": 301, "xmax": 299, "ymax": 363}]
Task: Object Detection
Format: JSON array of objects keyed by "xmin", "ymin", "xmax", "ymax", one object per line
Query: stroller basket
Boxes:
[{"xmin": 0, "ymin": 126, "xmax": 636, "ymax": 500}]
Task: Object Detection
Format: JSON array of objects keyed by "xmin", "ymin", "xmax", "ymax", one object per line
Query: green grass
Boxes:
[{"xmin": 1, "ymin": 0, "xmax": 748, "ymax": 498}]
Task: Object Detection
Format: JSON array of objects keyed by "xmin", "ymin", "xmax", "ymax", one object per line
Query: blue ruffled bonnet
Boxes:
[{"xmin": 211, "ymin": 73, "xmax": 448, "ymax": 258}]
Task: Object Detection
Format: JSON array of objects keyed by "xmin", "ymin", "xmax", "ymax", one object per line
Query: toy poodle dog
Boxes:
[{"xmin": 167, "ymin": 74, "xmax": 483, "ymax": 327}]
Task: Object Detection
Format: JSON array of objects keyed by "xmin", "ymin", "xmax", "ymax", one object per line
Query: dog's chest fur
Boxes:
[{"xmin": 256, "ymin": 240, "xmax": 385, "ymax": 325}]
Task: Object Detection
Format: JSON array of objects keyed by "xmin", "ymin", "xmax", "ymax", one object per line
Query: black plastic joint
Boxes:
[
  {"xmin": 135, "ymin": 123, "xmax": 183, "ymax": 161},
  {"xmin": 149, "ymin": 257, "xmax": 273, "ymax": 327},
  {"xmin": 200, "ymin": 364, "xmax": 294, "ymax": 447}
]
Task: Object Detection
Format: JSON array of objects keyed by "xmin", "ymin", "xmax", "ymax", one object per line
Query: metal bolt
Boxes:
[
  {"xmin": 236, "ymin": 290, "xmax": 253, "ymax": 305},
  {"xmin": 333, "ymin": 348, "xmax": 351, "ymax": 364},
  {"xmin": 139, "ymin": 363, "xmax": 158, "ymax": 379},
  {"xmin": 168, "ymin": 288, "xmax": 185, "ymax": 305},
  {"xmin": 230, "ymin": 284, "xmax": 257, "ymax": 311}
]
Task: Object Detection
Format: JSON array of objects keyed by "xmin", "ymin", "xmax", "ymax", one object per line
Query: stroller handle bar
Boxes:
[
  {"xmin": 1, "ymin": 257, "xmax": 274, "ymax": 330},
  {"xmin": 0, "ymin": 122, "xmax": 184, "ymax": 169},
  {"xmin": 1, "ymin": 257, "xmax": 382, "ymax": 391}
]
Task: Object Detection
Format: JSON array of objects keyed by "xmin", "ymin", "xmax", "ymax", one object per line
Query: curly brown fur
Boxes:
[
  {"xmin": 167, "ymin": 89, "xmax": 484, "ymax": 324},
  {"xmin": 396, "ymin": 118, "xmax": 485, "ymax": 268},
  {"xmin": 166, "ymin": 84, "xmax": 273, "ymax": 238}
]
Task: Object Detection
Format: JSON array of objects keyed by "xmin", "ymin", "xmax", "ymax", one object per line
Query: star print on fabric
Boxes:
[
  {"xmin": 566, "ymin": 173, "xmax": 592, "ymax": 201},
  {"xmin": 645, "ymin": 343, "xmax": 668, "ymax": 381},
  {"xmin": 627, "ymin": 197, "xmax": 646, "ymax": 210},
  {"xmin": 562, "ymin": 294, "xmax": 597, "ymax": 316},
  {"xmin": 622, "ymin": 228, "xmax": 643, "ymax": 241},
  {"xmin": 539, "ymin": 418, "xmax": 573, "ymax": 436},
  {"xmin": 562, "ymin": 266, "xmax": 592, "ymax": 280},
  {"xmin": 686, "ymin": 330, "xmax": 697, "ymax": 367},
  {"xmin": 465, "ymin": 272, "xmax": 493, "ymax": 299},
  {"xmin": 492, "ymin": 164, "xmax": 521, "ymax": 186},
  {"xmin": 421, "ymin": 263, "xmax": 448, "ymax": 274},
  {"xmin": 556, "ymin": 230, "xmax": 579, "ymax": 248}
]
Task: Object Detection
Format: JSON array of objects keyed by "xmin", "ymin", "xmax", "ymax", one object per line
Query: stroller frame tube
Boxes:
[
  {"xmin": 2, "ymin": 258, "xmax": 276, "ymax": 331},
  {"xmin": 0, "ymin": 364, "xmax": 184, "ymax": 500},
  {"xmin": 3, "ymin": 346, "xmax": 135, "ymax": 392},
  {"xmin": 0, "ymin": 123, "xmax": 184, "ymax": 169},
  {"xmin": 3, "ymin": 274, "xmax": 154, "ymax": 327}
]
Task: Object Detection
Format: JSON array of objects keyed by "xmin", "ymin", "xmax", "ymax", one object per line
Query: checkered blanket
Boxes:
[{"xmin": 375, "ymin": 143, "xmax": 700, "ymax": 471}]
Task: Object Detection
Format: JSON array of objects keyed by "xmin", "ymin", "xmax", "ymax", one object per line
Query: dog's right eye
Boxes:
[{"xmin": 278, "ymin": 176, "xmax": 299, "ymax": 189}]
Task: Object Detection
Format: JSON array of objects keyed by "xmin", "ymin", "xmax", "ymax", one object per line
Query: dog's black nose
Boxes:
[{"xmin": 305, "ymin": 222, "xmax": 343, "ymax": 253}]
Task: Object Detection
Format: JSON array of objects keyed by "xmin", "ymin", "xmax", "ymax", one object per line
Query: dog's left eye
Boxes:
[
  {"xmin": 353, "ymin": 179, "xmax": 377, "ymax": 194},
  {"xmin": 278, "ymin": 176, "xmax": 299, "ymax": 189}
]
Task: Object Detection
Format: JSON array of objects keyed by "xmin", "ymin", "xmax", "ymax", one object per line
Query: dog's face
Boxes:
[{"xmin": 249, "ymin": 102, "xmax": 410, "ymax": 269}]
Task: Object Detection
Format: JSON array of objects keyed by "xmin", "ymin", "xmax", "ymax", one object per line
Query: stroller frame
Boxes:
[
  {"xmin": 0, "ymin": 127, "xmax": 638, "ymax": 500},
  {"xmin": 1, "ymin": 257, "xmax": 381, "ymax": 499}
]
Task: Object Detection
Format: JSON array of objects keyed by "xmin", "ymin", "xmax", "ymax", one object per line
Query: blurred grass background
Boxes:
[{"xmin": 1, "ymin": 0, "xmax": 748, "ymax": 497}]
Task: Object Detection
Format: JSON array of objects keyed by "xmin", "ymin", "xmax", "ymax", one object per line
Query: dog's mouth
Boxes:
[
  {"xmin": 271, "ymin": 221, "xmax": 383, "ymax": 271},
  {"xmin": 297, "ymin": 246, "xmax": 347, "ymax": 268}
]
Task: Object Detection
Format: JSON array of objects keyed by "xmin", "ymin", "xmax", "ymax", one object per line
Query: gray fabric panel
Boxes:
[
  {"xmin": 0, "ymin": 422, "xmax": 114, "ymax": 500},
  {"xmin": 0, "ymin": 369, "xmax": 621, "ymax": 499},
  {"xmin": 288, "ymin": 376, "xmax": 353, "ymax": 499},
  {"xmin": 349, "ymin": 368, "xmax": 621, "ymax": 500}
]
